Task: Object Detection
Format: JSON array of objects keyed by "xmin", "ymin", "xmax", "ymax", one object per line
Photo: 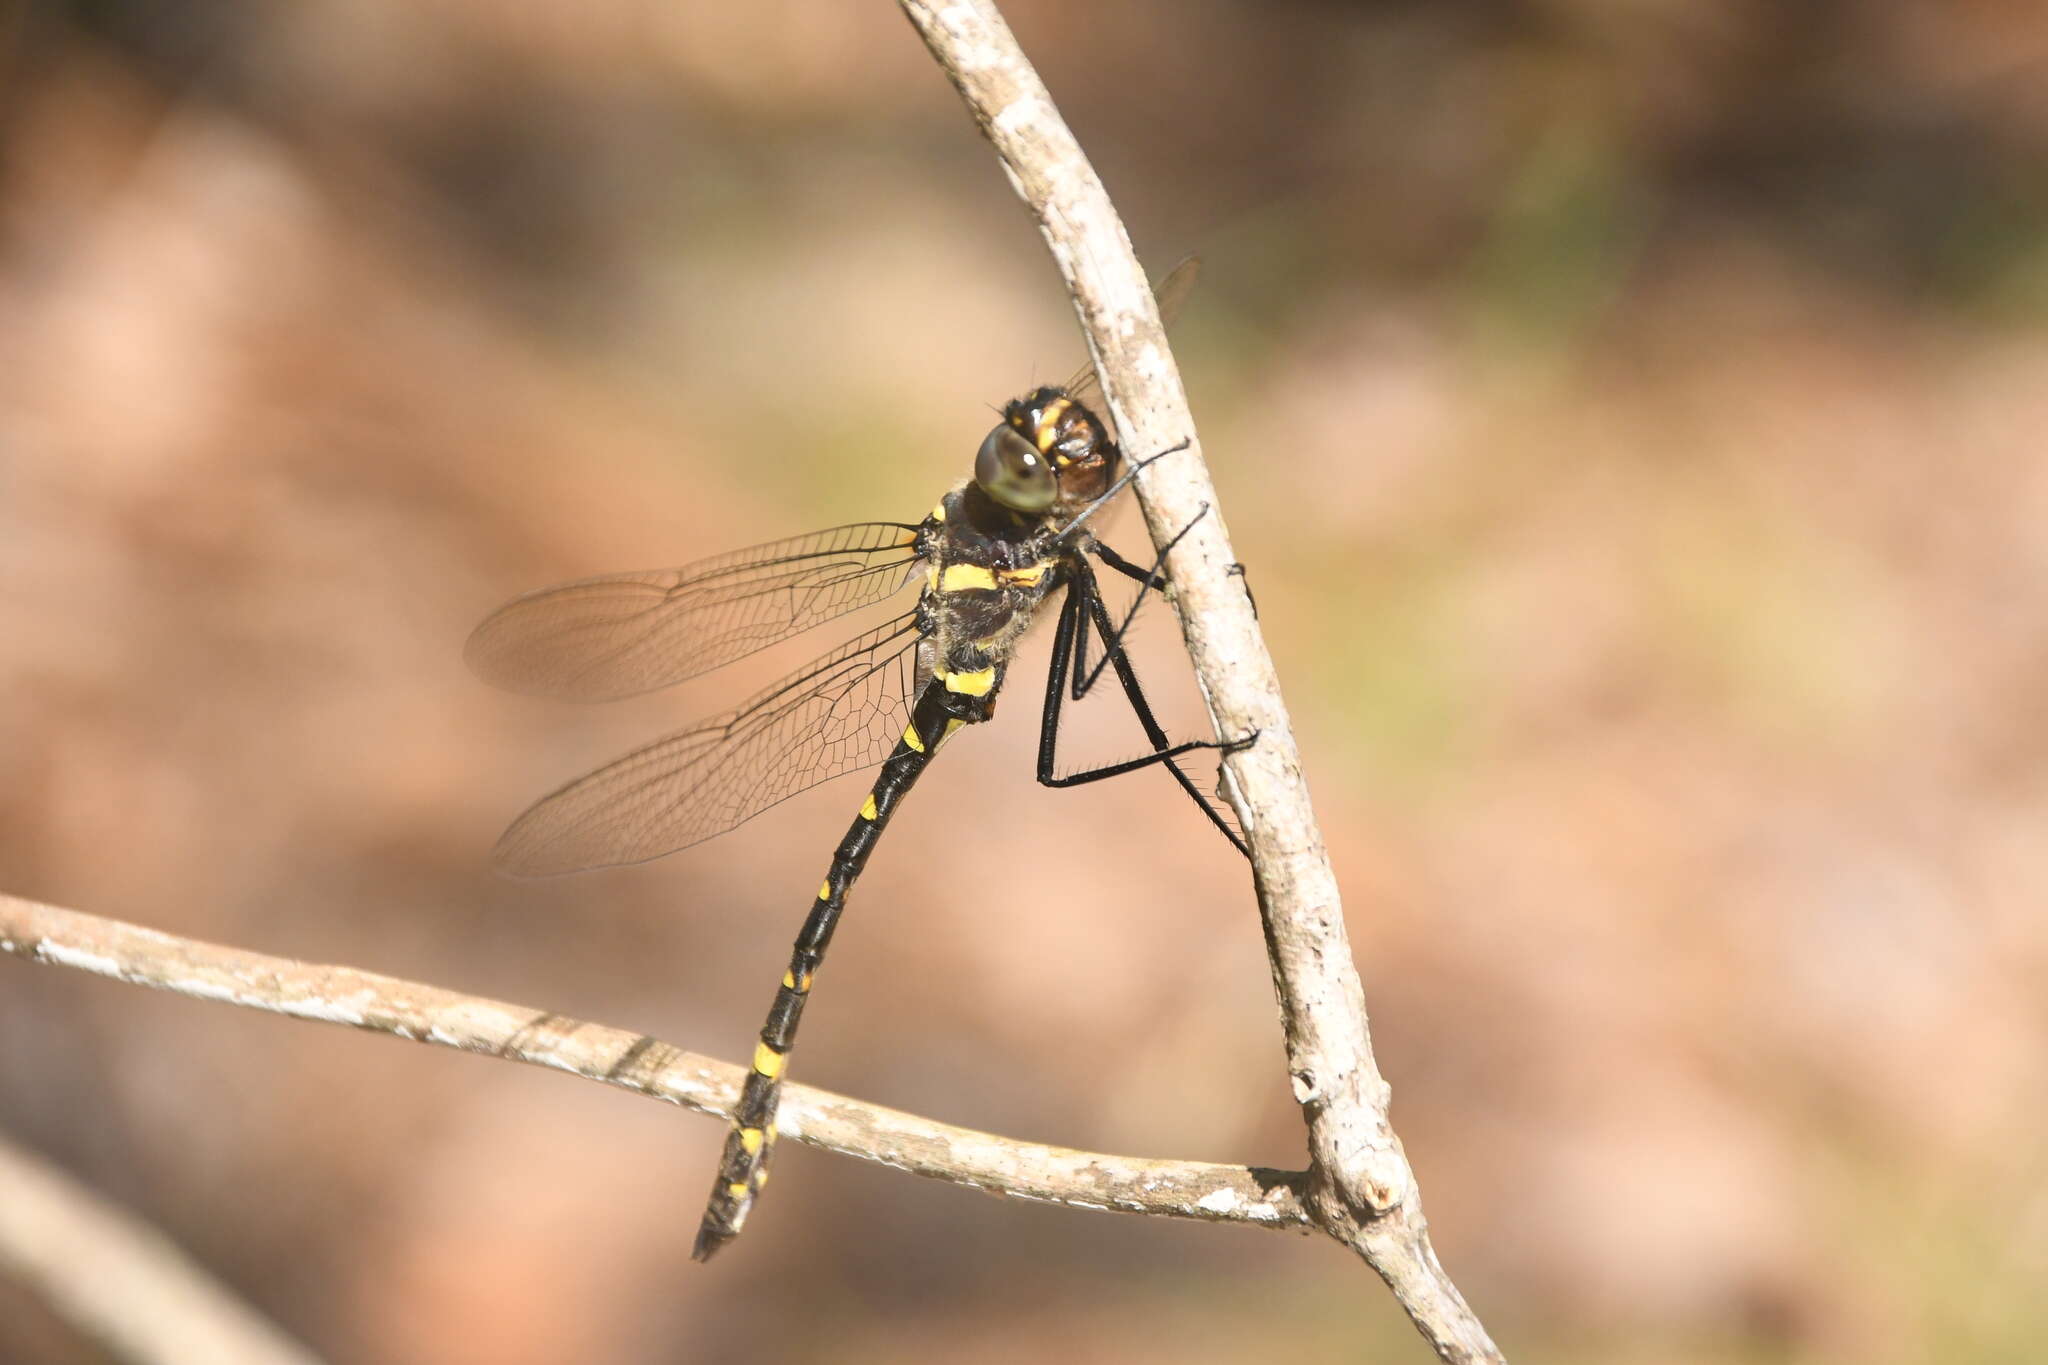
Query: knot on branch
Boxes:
[{"xmin": 1310, "ymin": 1131, "xmax": 1413, "ymax": 1233}]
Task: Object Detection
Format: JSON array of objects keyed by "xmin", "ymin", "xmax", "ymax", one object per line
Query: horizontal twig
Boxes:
[{"xmin": 0, "ymin": 892, "xmax": 1310, "ymax": 1231}]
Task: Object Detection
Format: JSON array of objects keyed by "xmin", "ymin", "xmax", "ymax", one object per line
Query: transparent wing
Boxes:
[
  {"xmin": 494, "ymin": 615, "xmax": 927, "ymax": 875},
  {"xmin": 1061, "ymin": 256, "xmax": 1202, "ymax": 411},
  {"xmin": 467, "ymin": 523, "xmax": 923, "ymax": 702}
]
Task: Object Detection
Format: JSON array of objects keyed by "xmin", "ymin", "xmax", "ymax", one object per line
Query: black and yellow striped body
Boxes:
[
  {"xmin": 691, "ymin": 481, "xmax": 1066, "ymax": 1260},
  {"xmin": 473, "ymin": 340, "xmax": 1248, "ymax": 1264}
]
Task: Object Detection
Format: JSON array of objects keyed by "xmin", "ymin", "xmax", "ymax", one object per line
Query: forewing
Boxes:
[
  {"xmin": 467, "ymin": 523, "xmax": 922, "ymax": 702},
  {"xmin": 493, "ymin": 616, "xmax": 927, "ymax": 875},
  {"xmin": 1061, "ymin": 256, "xmax": 1202, "ymax": 411}
]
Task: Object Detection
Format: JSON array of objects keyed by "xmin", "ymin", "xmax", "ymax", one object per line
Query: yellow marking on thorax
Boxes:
[
  {"xmin": 902, "ymin": 724, "xmax": 926, "ymax": 753},
  {"xmin": 941, "ymin": 666, "xmax": 996, "ymax": 697},
  {"xmin": 941, "ymin": 717, "xmax": 966, "ymax": 744},
  {"xmin": 998, "ymin": 560, "xmax": 1054, "ymax": 588},
  {"xmin": 859, "ymin": 793, "xmax": 878, "ymax": 820},
  {"xmin": 930, "ymin": 500, "xmax": 947, "ymax": 522},
  {"xmin": 1034, "ymin": 397, "xmax": 1072, "ymax": 451},
  {"xmin": 739, "ymin": 1127, "xmax": 765, "ymax": 1156},
  {"xmin": 925, "ymin": 563, "xmax": 939, "ymax": 593},
  {"xmin": 751, "ymin": 1042, "xmax": 786, "ymax": 1079},
  {"xmin": 938, "ymin": 563, "xmax": 998, "ymax": 593}
]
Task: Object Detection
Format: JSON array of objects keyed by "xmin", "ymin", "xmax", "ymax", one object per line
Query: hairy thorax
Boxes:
[{"xmin": 912, "ymin": 482, "xmax": 1067, "ymax": 705}]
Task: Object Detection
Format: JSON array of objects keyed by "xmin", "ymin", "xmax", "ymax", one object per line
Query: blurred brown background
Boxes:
[{"xmin": 3, "ymin": 1, "xmax": 2046, "ymax": 1362}]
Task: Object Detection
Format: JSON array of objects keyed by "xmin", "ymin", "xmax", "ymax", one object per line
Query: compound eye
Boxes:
[{"xmin": 975, "ymin": 424, "xmax": 1057, "ymax": 512}]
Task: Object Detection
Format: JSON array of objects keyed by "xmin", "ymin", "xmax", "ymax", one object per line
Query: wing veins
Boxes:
[
  {"xmin": 468, "ymin": 522, "xmax": 925, "ymax": 701},
  {"xmin": 493, "ymin": 615, "xmax": 927, "ymax": 874},
  {"xmin": 549, "ymin": 555, "xmax": 918, "ymax": 697}
]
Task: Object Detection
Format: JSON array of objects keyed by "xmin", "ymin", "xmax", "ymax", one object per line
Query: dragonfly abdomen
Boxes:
[{"xmin": 691, "ymin": 678, "xmax": 985, "ymax": 1261}]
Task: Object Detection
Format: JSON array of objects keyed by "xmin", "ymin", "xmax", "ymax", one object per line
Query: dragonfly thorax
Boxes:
[{"xmin": 917, "ymin": 482, "xmax": 1068, "ymax": 681}]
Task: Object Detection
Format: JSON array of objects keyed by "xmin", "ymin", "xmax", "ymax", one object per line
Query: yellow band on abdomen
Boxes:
[{"xmin": 941, "ymin": 666, "xmax": 997, "ymax": 697}]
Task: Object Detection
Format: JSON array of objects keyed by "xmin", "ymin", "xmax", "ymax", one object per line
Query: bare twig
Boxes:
[
  {"xmin": 899, "ymin": 3, "xmax": 1503, "ymax": 1360},
  {"xmin": 0, "ymin": 1130, "xmax": 327, "ymax": 1365},
  {"xmin": 0, "ymin": 893, "xmax": 1310, "ymax": 1232}
]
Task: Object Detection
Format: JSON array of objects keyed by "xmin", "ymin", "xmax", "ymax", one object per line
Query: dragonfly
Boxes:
[{"xmin": 466, "ymin": 262, "xmax": 1251, "ymax": 1261}]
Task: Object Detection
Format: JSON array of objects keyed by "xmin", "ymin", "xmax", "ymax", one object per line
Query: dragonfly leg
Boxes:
[
  {"xmin": 1076, "ymin": 504, "xmax": 1209, "ymax": 698},
  {"xmin": 1036, "ymin": 556, "xmax": 1252, "ymax": 856}
]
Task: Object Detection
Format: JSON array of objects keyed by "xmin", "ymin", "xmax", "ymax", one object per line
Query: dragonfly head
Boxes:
[{"xmin": 976, "ymin": 386, "xmax": 1120, "ymax": 517}]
